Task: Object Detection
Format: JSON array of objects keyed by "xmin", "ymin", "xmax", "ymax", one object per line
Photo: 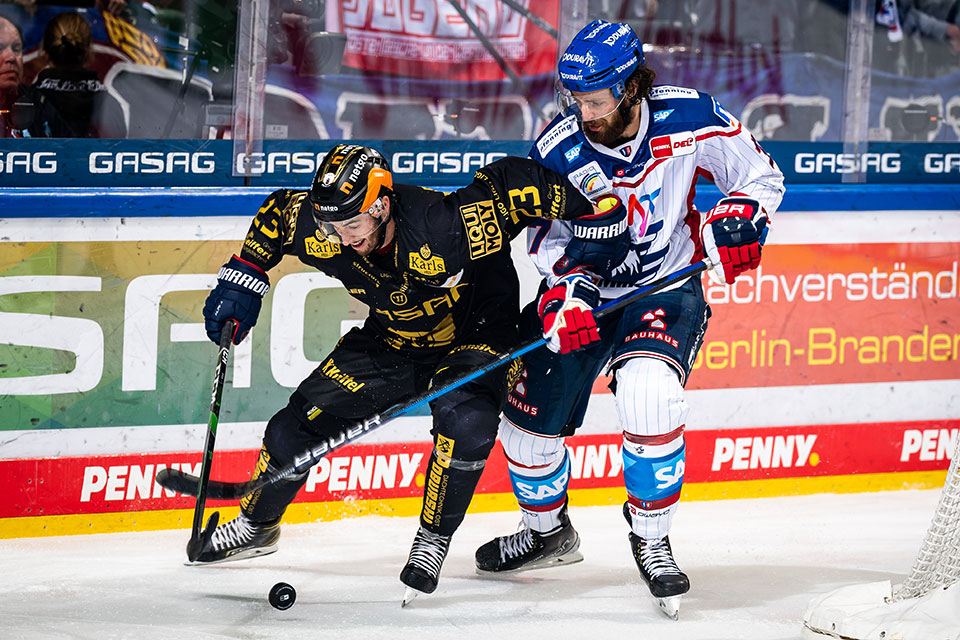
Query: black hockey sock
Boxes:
[
  {"xmin": 240, "ymin": 445, "xmax": 308, "ymax": 523},
  {"xmin": 419, "ymin": 438, "xmax": 485, "ymax": 537}
]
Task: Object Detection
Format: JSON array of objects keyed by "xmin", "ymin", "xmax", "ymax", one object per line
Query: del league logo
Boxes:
[{"xmin": 650, "ymin": 132, "xmax": 697, "ymax": 159}]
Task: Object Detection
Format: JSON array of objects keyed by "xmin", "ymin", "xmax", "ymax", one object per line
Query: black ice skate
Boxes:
[
  {"xmin": 475, "ymin": 504, "xmax": 583, "ymax": 574},
  {"xmin": 628, "ymin": 532, "xmax": 689, "ymax": 620},
  {"xmin": 188, "ymin": 511, "xmax": 280, "ymax": 565},
  {"xmin": 400, "ymin": 527, "xmax": 451, "ymax": 606}
]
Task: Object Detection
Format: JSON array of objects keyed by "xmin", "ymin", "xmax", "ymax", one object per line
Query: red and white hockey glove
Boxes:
[
  {"xmin": 700, "ymin": 196, "xmax": 768, "ymax": 284},
  {"xmin": 538, "ymin": 273, "xmax": 601, "ymax": 354}
]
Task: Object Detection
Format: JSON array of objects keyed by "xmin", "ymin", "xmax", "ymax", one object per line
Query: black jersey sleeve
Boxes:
[
  {"xmin": 238, "ymin": 189, "xmax": 308, "ymax": 272},
  {"xmin": 463, "ymin": 156, "xmax": 594, "ymax": 240}
]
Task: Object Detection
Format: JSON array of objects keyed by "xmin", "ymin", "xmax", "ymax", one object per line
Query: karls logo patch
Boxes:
[
  {"xmin": 569, "ymin": 161, "xmax": 609, "ymax": 198},
  {"xmin": 304, "ymin": 236, "xmax": 341, "ymax": 258},
  {"xmin": 409, "ymin": 244, "xmax": 446, "ymax": 276},
  {"xmin": 650, "ymin": 132, "xmax": 696, "ymax": 159}
]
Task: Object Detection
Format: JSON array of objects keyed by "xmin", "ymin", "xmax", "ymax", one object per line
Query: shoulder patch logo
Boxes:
[
  {"xmin": 535, "ymin": 116, "xmax": 577, "ymax": 158},
  {"xmin": 649, "ymin": 132, "xmax": 696, "ymax": 159},
  {"xmin": 712, "ymin": 97, "xmax": 737, "ymax": 127},
  {"xmin": 564, "ymin": 143, "xmax": 583, "ymax": 163},
  {"xmin": 568, "ymin": 161, "xmax": 610, "ymax": 198},
  {"xmin": 649, "ymin": 85, "xmax": 699, "ymax": 100},
  {"xmin": 652, "ymin": 109, "xmax": 674, "ymax": 123}
]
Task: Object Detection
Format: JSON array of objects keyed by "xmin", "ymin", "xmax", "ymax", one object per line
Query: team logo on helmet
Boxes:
[
  {"xmin": 309, "ymin": 144, "xmax": 392, "ymax": 222},
  {"xmin": 556, "ymin": 20, "xmax": 644, "ymax": 97}
]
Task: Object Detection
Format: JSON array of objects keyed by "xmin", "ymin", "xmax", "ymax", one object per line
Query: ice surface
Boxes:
[{"xmin": 0, "ymin": 490, "xmax": 941, "ymax": 640}]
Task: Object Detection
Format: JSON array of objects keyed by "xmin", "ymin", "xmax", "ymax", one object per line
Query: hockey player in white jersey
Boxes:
[{"xmin": 475, "ymin": 20, "xmax": 785, "ymax": 619}]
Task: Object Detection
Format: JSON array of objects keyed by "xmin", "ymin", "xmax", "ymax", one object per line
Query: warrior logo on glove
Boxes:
[
  {"xmin": 554, "ymin": 194, "xmax": 631, "ymax": 280},
  {"xmin": 203, "ymin": 255, "xmax": 270, "ymax": 345}
]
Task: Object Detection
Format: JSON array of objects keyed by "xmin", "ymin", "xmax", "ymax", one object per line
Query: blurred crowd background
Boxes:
[{"xmin": 1, "ymin": 0, "xmax": 959, "ymax": 142}]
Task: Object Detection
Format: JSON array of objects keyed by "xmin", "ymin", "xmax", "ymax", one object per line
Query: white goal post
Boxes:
[{"xmin": 802, "ymin": 430, "xmax": 960, "ymax": 639}]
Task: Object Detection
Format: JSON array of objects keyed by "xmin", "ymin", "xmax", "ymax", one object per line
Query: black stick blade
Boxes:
[{"xmin": 156, "ymin": 468, "xmax": 251, "ymax": 500}]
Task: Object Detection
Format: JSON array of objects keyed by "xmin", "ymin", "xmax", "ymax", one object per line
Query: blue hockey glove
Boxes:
[
  {"xmin": 700, "ymin": 196, "xmax": 768, "ymax": 285},
  {"xmin": 538, "ymin": 273, "xmax": 601, "ymax": 354},
  {"xmin": 203, "ymin": 255, "xmax": 270, "ymax": 345},
  {"xmin": 553, "ymin": 194, "xmax": 630, "ymax": 279}
]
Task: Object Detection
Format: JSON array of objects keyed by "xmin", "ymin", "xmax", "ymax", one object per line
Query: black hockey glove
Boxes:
[
  {"xmin": 203, "ymin": 255, "xmax": 270, "ymax": 345},
  {"xmin": 553, "ymin": 194, "xmax": 630, "ymax": 280}
]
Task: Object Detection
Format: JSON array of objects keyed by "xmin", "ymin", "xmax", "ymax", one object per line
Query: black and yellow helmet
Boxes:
[{"xmin": 309, "ymin": 144, "xmax": 393, "ymax": 223}]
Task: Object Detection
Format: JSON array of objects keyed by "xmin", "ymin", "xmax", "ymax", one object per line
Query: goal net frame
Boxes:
[{"xmin": 802, "ymin": 430, "xmax": 960, "ymax": 639}]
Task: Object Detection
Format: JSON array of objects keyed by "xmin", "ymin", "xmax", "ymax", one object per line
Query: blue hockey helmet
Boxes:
[{"xmin": 557, "ymin": 20, "xmax": 645, "ymax": 120}]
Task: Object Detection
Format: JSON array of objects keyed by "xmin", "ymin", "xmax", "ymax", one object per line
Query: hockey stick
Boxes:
[
  {"xmin": 499, "ymin": 0, "xmax": 559, "ymax": 40},
  {"xmin": 182, "ymin": 319, "xmax": 236, "ymax": 562},
  {"xmin": 157, "ymin": 261, "xmax": 707, "ymax": 501}
]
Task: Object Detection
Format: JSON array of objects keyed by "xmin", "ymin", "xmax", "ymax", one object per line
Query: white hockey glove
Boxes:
[{"xmin": 700, "ymin": 196, "xmax": 768, "ymax": 285}]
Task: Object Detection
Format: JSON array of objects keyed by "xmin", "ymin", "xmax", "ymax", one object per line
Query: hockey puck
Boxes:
[{"xmin": 268, "ymin": 582, "xmax": 296, "ymax": 610}]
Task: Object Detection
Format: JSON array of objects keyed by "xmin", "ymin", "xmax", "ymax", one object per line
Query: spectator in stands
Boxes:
[
  {"xmin": 896, "ymin": 0, "xmax": 960, "ymax": 53},
  {"xmin": 95, "ymin": 0, "xmax": 135, "ymax": 24},
  {"xmin": 0, "ymin": 14, "xmax": 24, "ymax": 137},
  {"xmin": 23, "ymin": 11, "xmax": 126, "ymax": 137}
]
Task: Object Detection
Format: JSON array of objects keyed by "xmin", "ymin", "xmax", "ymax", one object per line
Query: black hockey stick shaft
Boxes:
[
  {"xmin": 184, "ymin": 319, "xmax": 236, "ymax": 561},
  {"xmin": 156, "ymin": 261, "xmax": 707, "ymax": 501},
  {"xmin": 499, "ymin": 0, "xmax": 559, "ymax": 39}
]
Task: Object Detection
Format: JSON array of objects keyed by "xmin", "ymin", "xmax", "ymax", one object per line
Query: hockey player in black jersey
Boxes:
[{"xmin": 195, "ymin": 143, "xmax": 629, "ymax": 602}]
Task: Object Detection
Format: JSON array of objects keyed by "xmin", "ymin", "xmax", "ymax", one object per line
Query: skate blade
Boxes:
[
  {"xmin": 657, "ymin": 595, "xmax": 681, "ymax": 621},
  {"xmin": 401, "ymin": 587, "xmax": 420, "ymax": 608},
  {"xmin": 183, "ymin": 544, "xmax": 278, "ymax": 567},
  {"xmin": 475, "ymin": 549, "xmax": 585, "ymax": 576}
]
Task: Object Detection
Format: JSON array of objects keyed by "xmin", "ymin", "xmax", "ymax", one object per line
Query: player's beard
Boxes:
[{"xmin": 582, "ymin": 101, "xmax": 636, "ymax": 147}]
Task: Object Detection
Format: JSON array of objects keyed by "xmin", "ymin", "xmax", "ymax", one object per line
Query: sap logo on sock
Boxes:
[
  {"xmin": 515, "ymin": 478, "xmax": 566, "ymax": 502},
  {"xmin": 654, "ymin": 460, "xmax": 684, "ymax": 489},
  {"xmin": 711, "ymin": 434, "xmax": 818, "ymax": 471}
]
